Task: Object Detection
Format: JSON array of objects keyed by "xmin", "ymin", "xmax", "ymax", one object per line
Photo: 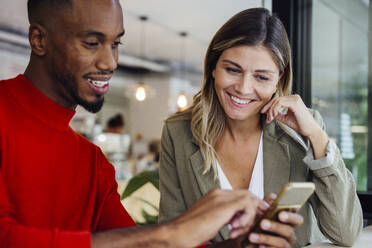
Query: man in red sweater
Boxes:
[{"xmin": 0, "ymin": 0, "xmax": 303, "ymax": 247}]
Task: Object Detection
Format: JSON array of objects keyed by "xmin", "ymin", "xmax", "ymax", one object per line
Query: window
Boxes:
[
  {"xmin": 274, "ymin": 0, "xmax": 371, "ymax": 193},
  {"xmin": 312, "ymin": 0, "xmax": 369, "ymax": 191}
]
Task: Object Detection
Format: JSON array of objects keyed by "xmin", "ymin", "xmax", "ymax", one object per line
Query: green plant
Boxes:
[{"xmin": 121, "ymin": 169, "xmax": 159, "ymax": 225}]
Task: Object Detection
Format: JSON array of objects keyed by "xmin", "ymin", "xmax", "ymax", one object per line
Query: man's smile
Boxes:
[{"xmin": 85, "ymin": 76, "xmax": 112, "ymax": 95}]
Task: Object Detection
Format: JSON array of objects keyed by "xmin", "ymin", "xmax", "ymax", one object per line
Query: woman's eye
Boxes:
[
  {"xmin": 226, "ymin": 67, "xmax": 241, "ymax": 74},
  {"xmin": 256, "ymin": 75, "xmax": 269, "ymax": 81}
]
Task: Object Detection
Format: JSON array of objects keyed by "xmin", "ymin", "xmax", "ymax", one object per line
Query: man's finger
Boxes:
[{"xmin": 263, "ymin": 193, "xmax": 277, "ymax": 206}]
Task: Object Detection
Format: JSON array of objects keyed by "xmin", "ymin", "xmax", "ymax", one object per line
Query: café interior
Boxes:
[{"xmin": 1, "ymin": 0, "xmax": 372, "ymax": 247}]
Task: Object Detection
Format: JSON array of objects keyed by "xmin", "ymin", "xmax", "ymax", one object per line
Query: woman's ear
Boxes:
[
  {"xmin": 29, "ymin": 24, "xmax": 48, "ymax": 56},
  {"xmin": 212, "ymin": 69, "xmax": 216, "ymax": 79}
]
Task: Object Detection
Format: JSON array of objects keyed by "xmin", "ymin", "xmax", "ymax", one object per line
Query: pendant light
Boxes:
[
  {"xmin": 135, "ymin": 83, "xmax": 146, "ymax": 101},
  {"xmin": 177, "ymin": 32, "xmax": 188, "ymax": 110},
  {"xmin": 135, "ymin": 15, "xmax": 148, "ymax": 102}
]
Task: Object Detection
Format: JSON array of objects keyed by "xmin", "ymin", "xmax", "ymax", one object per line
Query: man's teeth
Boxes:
[
  {"xmin": 88, "ymin": 79, "xmax": 109, "ymax": 87},
  {"xmin": 231, "ymin": 95, "xmax": 250, "ymax": 105}
]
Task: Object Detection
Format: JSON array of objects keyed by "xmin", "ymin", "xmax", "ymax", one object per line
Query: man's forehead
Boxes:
[
  {"xmin": 64, "ymin": 0, "xmax": 124, "ymax": 36},
  {"xmin": 71, "ymin": 0, "xmax": 122, "ymax": 20}
]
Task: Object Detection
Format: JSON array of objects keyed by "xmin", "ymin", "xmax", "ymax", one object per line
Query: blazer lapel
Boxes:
[
  {"xmin": 263, "ymin": 122, "xmax": 291, "ymax": 196},
  {"xmin": 189, "ymin": 138, "xmax": 230, "ymax": 241},
  {"xmin": 189, "ymin": 148, "xmax": 220, "ymax": 195}
]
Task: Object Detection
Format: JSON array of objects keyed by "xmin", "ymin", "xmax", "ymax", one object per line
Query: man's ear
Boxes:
[{"xmin": 28, "ymin": 24, "xmax": 48, "ymax": 56}]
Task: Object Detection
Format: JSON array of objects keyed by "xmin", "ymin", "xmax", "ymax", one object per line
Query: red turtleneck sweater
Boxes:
[{"xmin": 0, "ymin": 75, "xmax": 136, "ymax": 247}]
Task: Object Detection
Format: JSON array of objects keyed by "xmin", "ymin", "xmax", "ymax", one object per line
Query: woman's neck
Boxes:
[{"xmin": 224, "ymin": 115, "xmax": 262, "ymax": 143}]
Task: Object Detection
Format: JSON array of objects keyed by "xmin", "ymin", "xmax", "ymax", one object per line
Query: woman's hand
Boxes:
[
  {"xmin": 260, "ymin": 95, "xmax": 317, "ymax": 137},
  {"xmin": 212, "ymin": 194, "xmax": 303, "ymax": 248},
  {"xmin": 260, "ymin": 95, "xmax": 328, "ymax": 159},
  {"xmin": 247, "ymin": 211, "xmax": 304, "ymax": 248},
  {"xmin": 248, "ymin": 194, "xmax": 303, "ymax": 248}
]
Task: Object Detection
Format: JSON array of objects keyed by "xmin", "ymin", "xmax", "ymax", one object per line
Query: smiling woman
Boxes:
[
  {"xmin": 212, "ymin": 45, "xmax": 280, "ymax": 122},
  {"xmin": 158, "ymin": 7, "xmax": 363, "ymax": 248}
]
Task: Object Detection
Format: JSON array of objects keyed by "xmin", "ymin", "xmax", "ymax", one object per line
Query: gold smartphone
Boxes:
[{"xmin": 241, "ymin": 182, "xmax": 316, "ymax": 248}]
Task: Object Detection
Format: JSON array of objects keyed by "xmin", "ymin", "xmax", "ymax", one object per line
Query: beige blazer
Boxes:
[{"xmin": 158, "ymin": 110, "xmax": 363, "ymax": 247}]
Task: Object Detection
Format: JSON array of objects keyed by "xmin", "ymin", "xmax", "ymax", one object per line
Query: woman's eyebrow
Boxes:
[
  {"xmin": 222, "ymin": 60, "xmax": 277, "ymax": 74},
  {"xmin": 255, "ymin": 69, "xmax": 276, "ymax": 74},
  {"xmin": 222, "ymin": 59, "xmax": 242, "ymax": 69}
]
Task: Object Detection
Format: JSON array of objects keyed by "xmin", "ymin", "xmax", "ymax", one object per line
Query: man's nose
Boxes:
[{"xmin": 96, "ymin": 46, "xmax": 118, "ymax": 72}]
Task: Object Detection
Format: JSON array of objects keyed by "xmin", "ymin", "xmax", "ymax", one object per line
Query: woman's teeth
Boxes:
[
  {"xmin": 231, "ymin": 95, "xmax": 250, "ymax": 105},
  {"xmin": 88, "ymin": 79, "xmax": 109, "ymax": 87}
]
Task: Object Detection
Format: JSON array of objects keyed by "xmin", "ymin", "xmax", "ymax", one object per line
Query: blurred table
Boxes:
[{"xmin": 305, "ymin": 225, "xmax": 372, "ymax": 247}]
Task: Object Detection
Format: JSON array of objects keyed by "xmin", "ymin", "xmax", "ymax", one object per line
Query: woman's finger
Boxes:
[
  {"xmin": 278, "ymin": 211, "xmax": 304, "ymax": 227},
  {"xmin": 259, "ymin": 219, "xmax": 297, "ymax": 245},
  {"xmin": 248, "ymin": 232, "xmax": 291, "ymax": 248},
  {"xmin": 261, "ymin": 98, "xmax": 276, "ymax": 114}
]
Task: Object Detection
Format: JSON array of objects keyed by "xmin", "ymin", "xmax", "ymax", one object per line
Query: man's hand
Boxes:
[
  {"xmin": 92, "ymin": 189, "xmax": 268, "ymax": 248},
  {"xmin": 168, "ymin": 189, "xmax": 269, "ymax": 248},
  {"xmin": 92, "ymin": 190, "xmax": 302, "ymax": 248}
]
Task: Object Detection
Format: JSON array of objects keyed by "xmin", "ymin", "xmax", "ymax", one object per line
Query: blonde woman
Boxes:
[{"xmin": 159, "ymin": 8, "xmax": 363, "ymax": 248}]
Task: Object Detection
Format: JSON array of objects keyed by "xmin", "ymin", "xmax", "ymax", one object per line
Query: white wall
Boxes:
[
  {"xmin": 127, "ymin": 73, "xmax": 172, "ymax": 143},
  {"xmin": 0, "ymin": 49, "xmax": 29, "ymax": 79}
]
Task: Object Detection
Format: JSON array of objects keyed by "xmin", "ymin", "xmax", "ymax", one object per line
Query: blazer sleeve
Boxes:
[
  {"xmin": 305, "ymin": 110, "xmax": 363, "ymax": 246},
  {"xmin": 158, "ymin": 122, "xmax": 188, "ymax": 223}
]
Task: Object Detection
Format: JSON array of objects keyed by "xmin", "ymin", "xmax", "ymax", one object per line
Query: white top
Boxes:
[{"xmin": 217, "ymin": 132, "xmax": 264, "ymax": 199}]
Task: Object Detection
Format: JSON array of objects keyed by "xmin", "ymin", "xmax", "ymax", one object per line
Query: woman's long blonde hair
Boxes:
[{"xmin": 167, "ymin": 8, "xmax": 293, "ymax": 177}]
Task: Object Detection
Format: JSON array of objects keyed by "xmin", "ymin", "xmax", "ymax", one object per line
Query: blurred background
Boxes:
[{"xmin": 1, "ymin": 0, "xmax": 371, "ymax": 224}]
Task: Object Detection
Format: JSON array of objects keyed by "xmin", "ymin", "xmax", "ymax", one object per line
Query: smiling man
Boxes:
[
  {"xmin": 0, "ymin": 1, "xmax": 302, "ymax": 248},
  {"xmin": 25, "ymin": 0, "xmax": 124, "ymax": 113}
]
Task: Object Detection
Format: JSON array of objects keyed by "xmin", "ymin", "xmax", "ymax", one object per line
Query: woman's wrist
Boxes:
[{"xmin": 307, "ymin": 127, "xmax": 328, "ymax": 160}]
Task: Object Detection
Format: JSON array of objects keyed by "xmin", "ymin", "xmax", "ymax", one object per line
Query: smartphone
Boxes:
[{"xmin": 241, "ymin": 182, "xmax": 316, "ymax": 248}]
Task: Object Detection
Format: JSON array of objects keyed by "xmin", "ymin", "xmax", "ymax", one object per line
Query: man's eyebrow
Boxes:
[
  {"xmin": 79, "ymin": 30, "xmax": 125, "ymax": 39},
  {"xmin": 80, "ymin": 30, "xmax": 106, "ymax": 38},
  {"xmin": 117, "ymin": 30, "xmax": 125, "ymax": 38}
]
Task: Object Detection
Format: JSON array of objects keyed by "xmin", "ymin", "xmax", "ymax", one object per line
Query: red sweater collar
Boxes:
[{"xmin": 9, "ymin": 74, "xmax": 76, "ymax": 130}]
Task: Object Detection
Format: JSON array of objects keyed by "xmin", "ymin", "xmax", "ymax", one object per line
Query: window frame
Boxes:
[{"xmin": 272, "ymin": 0, "xmax": 372, "ymax": 224}]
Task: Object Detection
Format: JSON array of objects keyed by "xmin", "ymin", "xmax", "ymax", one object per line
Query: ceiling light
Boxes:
[
  {"xmin": 135, "ymin": 84, "xmax": 146, "ymax": 101},
  {"xmin": 177, "ymin": 93, "xmax": 188, "ymax": 109}
]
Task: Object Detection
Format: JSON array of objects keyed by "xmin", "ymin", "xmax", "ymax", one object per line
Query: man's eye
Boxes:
[
  {"xmin": 84, "ymin": 42, "xmax": 99, "ymax": 47},
  {"xmin": 226, "ymin": 67, "xmax": 241, "ymax": 74},
  {"xmin": 112, "ymin": 41, "xmax": 123, "ymax": 48}
]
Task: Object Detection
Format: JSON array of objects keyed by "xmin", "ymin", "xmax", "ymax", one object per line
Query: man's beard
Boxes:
[
  {"xmin": 52, "ymin": 66, "xmax": 105, "ymax": 113},
  {"xmin": 77, "ymin": 96, "xmax": 104, "ymax": 113}
]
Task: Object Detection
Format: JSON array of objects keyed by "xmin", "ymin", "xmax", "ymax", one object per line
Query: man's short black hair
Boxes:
[{"xmin": 27, "ymin": 0, "xmax": 73, "ymax": 24}]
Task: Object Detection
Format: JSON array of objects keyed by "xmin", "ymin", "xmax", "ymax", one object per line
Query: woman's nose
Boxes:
[{"xmin": 235, "ymin": 74, "xmax": 254, "ymax": 95}]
